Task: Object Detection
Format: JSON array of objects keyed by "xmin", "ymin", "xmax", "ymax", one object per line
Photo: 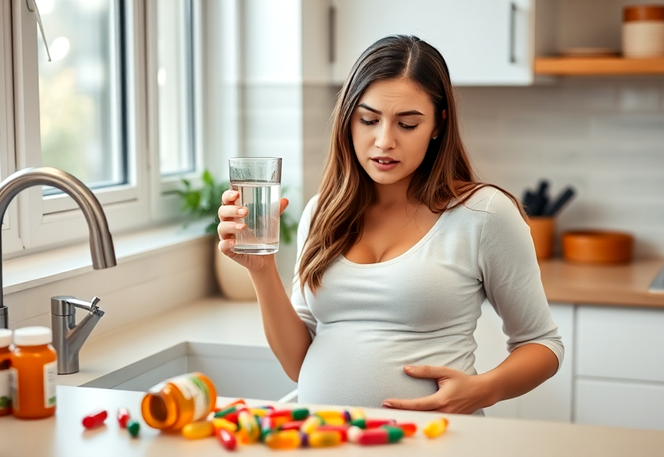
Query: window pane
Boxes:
[
  {"xmin": 157, "ymin": 0, "xmax": 196, "ymax": 176},
  {"xmin": 37, "ymin": 0, "xmax": 125, "ymax": 190}
]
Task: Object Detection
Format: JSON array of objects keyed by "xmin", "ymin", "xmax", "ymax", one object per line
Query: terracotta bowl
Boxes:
[{"xmin": 561, "ymin": 230, "xmax": 634, "ymax": 264}]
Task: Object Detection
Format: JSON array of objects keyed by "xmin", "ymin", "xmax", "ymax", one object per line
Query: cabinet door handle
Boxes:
[
  {"xmin": 328, "ymin": 5, "xmax": 336, "ymax": 63},
  {"xmin": 509, "ymin": 2, "xmax": 517, "ymax": 64}
]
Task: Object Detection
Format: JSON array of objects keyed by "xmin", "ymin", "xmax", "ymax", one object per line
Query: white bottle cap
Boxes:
[
  {"xmin": 0, "ymin": 329, "xmax": 11, "ymax": 348},
  {"xmin": 13, "ymin": 326, "xmax": 52, "ymax": 346}
]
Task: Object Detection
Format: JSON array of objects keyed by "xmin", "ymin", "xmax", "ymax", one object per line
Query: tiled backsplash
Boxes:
[{"xmin": 456, "ymin": 78, "xmax": 664, "ymax": 258}]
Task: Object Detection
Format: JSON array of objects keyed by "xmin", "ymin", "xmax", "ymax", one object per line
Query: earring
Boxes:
[{"xmin": 433, "ymin": 135, "xmax": 438, "ymax": 140}]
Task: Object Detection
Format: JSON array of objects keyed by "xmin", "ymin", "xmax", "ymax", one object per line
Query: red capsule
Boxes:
[
  {"xmin": 266, "ymin": 409, "xmax": 293, "ymax": 419},
  {"xmin": 317, "ymin": 424, "xmax": 349, "ymax": 442},
  {"xmin": 365, "ymin": 418, "xmax": 396, "ymax": 429},
  {"xmin": 279, "ymin": 420, "xmax": 305, "ymax": 431},
  {"xmin": 82, "ymin": 409, "xmax": 108, "ymax": 429},
  {"xmin": 117, "ymin": 407, "xmax": 131, "ymax": 428},
  {"xmin": 216, "ymin": 427, "xmax": 237, "ymax": 450}
]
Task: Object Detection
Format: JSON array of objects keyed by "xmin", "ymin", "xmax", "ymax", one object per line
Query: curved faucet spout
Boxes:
[{"xmin": 0, "ymin": 167, "xmax": 117, "ymax": 328}]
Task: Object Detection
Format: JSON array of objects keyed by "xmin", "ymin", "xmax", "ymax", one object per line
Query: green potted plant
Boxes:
[{"xmin": 172, "ymin": 170, "xmax": 298, "ymax": 300}]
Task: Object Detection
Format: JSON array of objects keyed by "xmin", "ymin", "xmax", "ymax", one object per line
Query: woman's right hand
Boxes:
[{"xmin": 217, "ymin": 189, "xmax": 287, "ymax": 272}]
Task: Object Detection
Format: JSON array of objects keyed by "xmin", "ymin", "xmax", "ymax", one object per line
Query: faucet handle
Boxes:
[
  {"xmin": 72, "ymin": 296, "xmax": 101, "ymax": 312},
  {"xmin": 51, "ymin": 295, "xmax": 105, "ymax": 318}
]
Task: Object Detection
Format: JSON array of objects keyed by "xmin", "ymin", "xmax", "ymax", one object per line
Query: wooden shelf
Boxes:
[{"xmin": 534, "ymin": 57, "xmax": 664, "ymax": 76}]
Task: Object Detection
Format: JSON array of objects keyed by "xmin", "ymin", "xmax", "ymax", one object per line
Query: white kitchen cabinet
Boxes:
[
  {"xmin": 331, "ymin": 0, "xmax": 534, "ymax": 86},
  {"xmin": 474, "ymin": 301, "xmax": 574, "ymax": 422},
  {"xmin": 575, "ymin": 305, "xmax": 664, "ymax": 430},
  {"xmin": 575, "ymin": 379, "xmax": 664, "ymax": 431}
]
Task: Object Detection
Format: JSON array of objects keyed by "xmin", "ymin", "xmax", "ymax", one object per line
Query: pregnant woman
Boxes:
[{"xmin": 217, "ymin": 35, "xmax": 563, "ymax": 415}]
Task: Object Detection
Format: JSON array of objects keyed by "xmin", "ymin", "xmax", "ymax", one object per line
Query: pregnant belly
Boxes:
[{"xmin": 297, "ymin": 325, "xmax": 439, "ymax": 408}]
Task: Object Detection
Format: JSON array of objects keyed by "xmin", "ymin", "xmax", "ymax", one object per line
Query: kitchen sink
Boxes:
[{"xmin": 82, "ymin": 341, "xmax": 298, "ymax": 402}]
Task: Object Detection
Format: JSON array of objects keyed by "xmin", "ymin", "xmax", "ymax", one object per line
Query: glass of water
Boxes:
[{"xmin": 228, "ymin": 157, "xmax": 282, "ymax": 255}]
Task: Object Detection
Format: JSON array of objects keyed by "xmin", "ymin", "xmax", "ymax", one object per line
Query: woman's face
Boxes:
[{"xmin": 350, "ymin": 77, "xmax": 437, "ymax": 188}]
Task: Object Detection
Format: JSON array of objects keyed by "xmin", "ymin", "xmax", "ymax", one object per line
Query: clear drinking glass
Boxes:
[{"xmin": 228, "ymin": 157, "xmax": 282, "ymax": 255}]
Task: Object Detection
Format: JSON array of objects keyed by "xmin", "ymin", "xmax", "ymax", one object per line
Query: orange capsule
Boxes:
[
  {"xmin": 394, "ymin": 422, "xmax": 417, "ymax": 437},
  {"xmin": 265, "ymin": 429, "xmax": 301, "ymax": 450}
]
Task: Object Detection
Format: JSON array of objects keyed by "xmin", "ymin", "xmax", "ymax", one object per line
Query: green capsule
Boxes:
[
  {"xmin": 381, "ymin": 425, "xmax": 405, "ymax": 443},
  {"xmin": 127, "ymin": 419, "xmax": 140, "ymax": 437},
  {"xmin": 350, "ymin": 418, "xmax": 366, "ymax": 429},
  {"xmin": 291, "ymin": 408, "xmax": 310, "ymax": 421},
  {"xmin": 214, "ymin": 405, "xmax": 237, "ymax": 418}
]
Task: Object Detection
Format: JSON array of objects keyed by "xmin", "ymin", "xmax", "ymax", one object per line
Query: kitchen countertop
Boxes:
[
  {"xmin": 1, "ymin": 385, "xmax": 663, "ymax": 457},
  {"xmin": 3, "ymin": 257, "xmax": 664, "ymax": 456},
  {"xmin": 539, "ymin": 257, "xmax": 664, "ymax": 308}
]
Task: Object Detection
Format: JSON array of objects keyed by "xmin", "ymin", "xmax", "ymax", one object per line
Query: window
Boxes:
[
  {"xmin": 1, "ymin": 0, "xmax": 203, "ymax": 257},
  {"xmin": 156, "ymin": 0, "xmax": 196, "ymax": 177},
  {"xmin": 38, "ymin": 0, "xmax": 126, "ymax": 190}
]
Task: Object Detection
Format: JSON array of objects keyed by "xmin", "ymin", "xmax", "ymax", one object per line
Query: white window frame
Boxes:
[
  {"xmin": 3, "ymin": 0, "xmax": 205, "ymax": 259},
  {"xmin": 148, "ymin": 0, "xmax": 207, "ymax": 222},
  {"xmin": 0, "ymin": 0, "xmax": 23, "ymax": 254}
]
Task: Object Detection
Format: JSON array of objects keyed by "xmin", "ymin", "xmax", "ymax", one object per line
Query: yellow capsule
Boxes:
[
  {"xmin": 300, "ymin": 415, "xmax": 324, "ymax": 434},
  {"xmin": 309, "ymin": 430, "xmax": 342, "ymax": 447},
  {"xmin": 423, "ymin": 418, "xmax": 449, "ymax": 439},
  {"xmin": 181, "ymin": 420, "xmax": 214, "ymax": 439},
  {"xmin": 212, "ymin": 417, "xmax": 237, "ymax": 433},
  {"xmin": 315, "ymin": 410, "xmax": 343, "ymax": 421},
  {"xmin": 249, "ymin": 408, "xmax": 268, "ymax": 418},
  {"xmin": 349, "ymin": 407, "xmax": 365, "ymax": 422},
  {"xmin": 238, "ymin": 410, "xmax": 260, "ymax": 443},
  {"xmin": 322, "ymin": 416, "xmax": 345, "ymax": 426},
  {"xmin": 265, "ymin": 429, "xmax": 301, "ymax": 450},
  {"xmin": 315, "ymin": 410, "xmax": 346, "ymax": 426}
]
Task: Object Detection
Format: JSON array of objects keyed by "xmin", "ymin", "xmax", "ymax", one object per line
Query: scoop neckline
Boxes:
[{"xmin": 339, "ymin": 210, "xmax": 449, "ymax": 268}]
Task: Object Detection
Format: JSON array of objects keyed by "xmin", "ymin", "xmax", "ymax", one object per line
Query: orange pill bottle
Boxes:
[
  {"xmin": 10, "ymin": 326, "xmax": 57, "ymax": 419},
  {"xmin": 0, "ymin": 329, "xmax": 12, "ymax": 416},
  {"xmin": 141, "ymin": 372, "xmax": 217, "ymax": 431}
]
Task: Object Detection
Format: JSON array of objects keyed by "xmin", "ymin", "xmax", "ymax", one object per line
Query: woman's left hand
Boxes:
[{"xmin": 381, "ymin": 365, "xmax": 492, "ymax": 415}]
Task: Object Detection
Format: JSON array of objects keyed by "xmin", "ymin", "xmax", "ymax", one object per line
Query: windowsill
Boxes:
[{"xmin": 2, "ymin": 219, "xmax": 212, "ymax": 295}]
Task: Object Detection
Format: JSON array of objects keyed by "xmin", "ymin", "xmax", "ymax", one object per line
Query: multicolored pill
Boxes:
[{"xmin": 117, "ymin": 407, "xmax": 131, "ymax": 429}]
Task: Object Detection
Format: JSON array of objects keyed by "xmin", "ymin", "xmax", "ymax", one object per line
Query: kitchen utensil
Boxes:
[
  {"xmin": 562, "ymin": 230, "xmax": 634, "ymax": 264},
  {"xmin": 543, "ymin": 186, "xmax": 575, "ymax": 217},
  {"xmin": 522, "ymin": 179, "xmax": 550, "ymax": 217}
]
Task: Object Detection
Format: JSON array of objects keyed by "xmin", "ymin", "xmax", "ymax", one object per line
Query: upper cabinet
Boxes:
[
  {"xmin": 327, "ymin": 0, "xmax": 664, "ymax": 86},
  {"xmin": 331, "ymin": 0, "xmax": 534, "ymax": 86}
]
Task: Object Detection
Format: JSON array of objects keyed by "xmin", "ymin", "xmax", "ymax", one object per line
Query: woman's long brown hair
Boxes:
[{"xmin": 298, "ymin": 35, "xmax": 521, "ymax": 293}]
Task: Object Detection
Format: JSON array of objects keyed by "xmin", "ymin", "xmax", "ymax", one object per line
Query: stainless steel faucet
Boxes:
[
  {"xmin": 0, "ymin": 167, "xmax": 117, "ymax": 374},
  {"xmin": 51, "ymin": 296, "xmax": 106, "ymax": 374}
]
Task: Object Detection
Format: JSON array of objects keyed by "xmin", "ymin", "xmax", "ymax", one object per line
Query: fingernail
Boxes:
[
  {"xmin": 382, "ymin": 402, "xmax": 393, "ymax": 408},
  {"xmin": 238, "ymin": 208, "xmax": 247, "ymax": 216},
  {"xmin": 405, "ymin": 366, "xmax": 414, "ymax": 372},
  {"xmin": 235, "ymin": 224, "xmax": 244, "ymax": 230},
  {"xmin": 228, "ymin": 240, "xmax": 235, "ymax": 248}
]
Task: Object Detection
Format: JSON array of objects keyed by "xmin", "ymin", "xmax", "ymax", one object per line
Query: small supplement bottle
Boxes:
[
  {"xmin": 10, "ymin": 326, "xmax": 57, "ymax": 419},
  {"xmin": 0, "ymin": 329, "xmax": 12, "ymax": 416},
  {"xmin": 141, "ymin": 372, "xmax": 217, "ymax": 431}
]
